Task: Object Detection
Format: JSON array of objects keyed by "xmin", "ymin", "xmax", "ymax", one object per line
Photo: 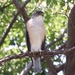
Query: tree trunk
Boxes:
[{"xmin": 65, "ymin": 4, "xmax": 75, "ymax": 75}]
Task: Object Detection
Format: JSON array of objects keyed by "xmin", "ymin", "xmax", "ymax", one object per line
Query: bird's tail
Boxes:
[{"xmin": 32, "ymin": 57, "xmax": 42, "ymax": 73}]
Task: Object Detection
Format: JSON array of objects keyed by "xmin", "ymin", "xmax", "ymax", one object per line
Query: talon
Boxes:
[
  {"xmin": 39, "ymin": 50, "xmax": 41, "ymax": 56},
  {"xmin": 33, "ymin": 52, "xmax": 34, "ymax": 57}
]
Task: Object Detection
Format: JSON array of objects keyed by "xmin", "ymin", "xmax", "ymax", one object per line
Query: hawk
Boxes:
[{"xmin": 26, "ymin": 11, "xmax": 46, "ymax": 72}]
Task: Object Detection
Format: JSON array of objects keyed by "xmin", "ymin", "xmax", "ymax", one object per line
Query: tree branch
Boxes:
[
  {"xmin": 45, "ymin": 28, "xmax": 67, "ymax": 49},
  {"xmin": 0, "ymin": 46, "xmax": 75, "ymax": 65},
  {"xmin": 0, "ymin": 3, "xmax": 11, "ymax": 11},
  {"xmin": 0, "ymin": 0, "xmax": 30, "ymax": 46},
  {"xmin": 56, "ymin": 63, "xmax": 65, "ymax": 73},
  {"xmin": 12, "ymin": 0, "xmax": 30, "ymax": 23},
  {"xmin": 0, "ymin": 51, "xmax": 59, "ymax": 65},
  {"xmin": 54, "ymin": 41, "xmax": 66, "ymax": 51},
  {"xmin": 20, "ymin": 61, "xmax": 32, "ymax": 75},
  {"xmin": 0, "ymin": 11, "xmax": 19, "ymax": 46},
  {"xmin": 44, "ymin": 56, "xmax": 57, "ymax": 75}
]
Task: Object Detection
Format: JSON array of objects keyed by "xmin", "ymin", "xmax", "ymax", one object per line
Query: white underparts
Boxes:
[{"xmin": 27, "ymin": 16, "xmax": 46, "ymax": 52}]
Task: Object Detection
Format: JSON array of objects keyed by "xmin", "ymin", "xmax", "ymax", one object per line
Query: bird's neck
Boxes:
[{"xmin": 31, "ymin": 16, "xmax": 44, "ymax": 26}]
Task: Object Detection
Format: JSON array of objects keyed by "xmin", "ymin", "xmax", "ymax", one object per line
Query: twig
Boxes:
[
  {"xmin": 0, "ymin": 11, "xmax": 19, "ymax": 46},
  {"xmin": 45, "ymin": 28, "xmax": 67, "ymax": 49},
  {"xmin": 29, "ymin": 0, "xmax": 43, "ymax": 15},
  {"xmin": 0, "ymin": 3, "xmax": 12, "ymax": 11},
  {"xmin": 54, "ymin": 41, "xmax": 66, "ymax": 51},
  {"xmin": 20, "ymin": 61, "xmax": 32, "ymax": 75}
]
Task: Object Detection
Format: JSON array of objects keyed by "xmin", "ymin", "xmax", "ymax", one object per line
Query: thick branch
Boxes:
[
  {"xmin": 65, "ymin": 4, "xmax": 75, "ymax": 75},
  {"xmin": 12, "ymin": 0, "xmax": 30, "ymax": 23},
  {"xmin": 44, "ymin": 56, "xmax": 57, "ymax": 75}
]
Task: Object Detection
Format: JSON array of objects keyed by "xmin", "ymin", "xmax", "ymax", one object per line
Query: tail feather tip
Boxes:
[{"xmin": 34, "ymin": 68, "xmax": 42, "ymax": 73}]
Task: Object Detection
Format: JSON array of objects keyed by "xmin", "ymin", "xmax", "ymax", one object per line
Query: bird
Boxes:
[{"xmin": 26, "ymin": 11, "xmax": 46, "ymax": 73}]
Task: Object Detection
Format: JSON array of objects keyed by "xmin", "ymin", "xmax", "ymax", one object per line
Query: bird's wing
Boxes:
[
  {"xmin": 26, "ymin": 25, "xmax": 31, "ymax": 51},
  {"xmin": 41, "ymin": 36, "xmax": 46, "ymax": 50}
]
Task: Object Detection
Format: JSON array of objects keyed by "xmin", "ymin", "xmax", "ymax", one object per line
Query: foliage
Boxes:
[{"xmin": 0, "ymin": 0, "xmax": 74, "ymax": 75}]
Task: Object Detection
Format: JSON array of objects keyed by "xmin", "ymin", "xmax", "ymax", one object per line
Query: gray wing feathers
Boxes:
[{"xmin": 26, "ymin": 26, "xmax": 31, "ymax": 51}]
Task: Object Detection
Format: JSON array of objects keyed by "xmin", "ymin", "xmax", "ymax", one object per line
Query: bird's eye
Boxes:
[{"xmin": 37, "ymin": 11, "xmax": 41, "ymax": 14}]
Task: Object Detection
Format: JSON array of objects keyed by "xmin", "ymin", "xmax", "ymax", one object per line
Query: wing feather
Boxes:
[
  {"xmin": 41, "ymin": 36, "xmax": 46, "ymax": 50},
  {"xmin": 26, "ymin": 25, "xmax": 31, "ymax": 51}
]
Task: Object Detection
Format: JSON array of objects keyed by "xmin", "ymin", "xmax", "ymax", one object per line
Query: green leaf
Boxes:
[
  {"xmin": 53, "ymin": 0, "xmax": 57, "ymax": 5},
  {"xmin": 60, "ymin": 0, "xmax": 65, "ymax": 7},
  {"xmin": 35, "ymin": 0, "xmax": 39, "ymax": 3},
  {"xmin": 46, "ymin": 0, "xmax": 51, "ymax": 5}
]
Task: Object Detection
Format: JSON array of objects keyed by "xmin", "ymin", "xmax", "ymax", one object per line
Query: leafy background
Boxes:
[{"xmin": 0, "ymin": 0, "xmax": 74, "ymax": 75}]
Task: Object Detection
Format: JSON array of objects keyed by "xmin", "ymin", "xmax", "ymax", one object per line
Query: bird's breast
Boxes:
[{"xmin": 27, "ymin": 18, "xmax": 46, "ymax": 51}]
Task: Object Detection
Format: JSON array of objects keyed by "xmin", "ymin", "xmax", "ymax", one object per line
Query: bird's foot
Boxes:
[
  {"xmin": 39, "ymin": 50, "xmax": 41, "ymax": 56},
  {"xmin": 32, "ymin": 52, "xmax": 35, "ymax": 57},
  {"xmin": 31, "ymin": 50, "xmax": 35, "ymax": 57}
]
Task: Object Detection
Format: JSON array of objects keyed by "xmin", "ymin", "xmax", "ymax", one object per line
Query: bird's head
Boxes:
[{"xmin": 32, "ymin": 11, "xmax": 44, "ymax": 18}]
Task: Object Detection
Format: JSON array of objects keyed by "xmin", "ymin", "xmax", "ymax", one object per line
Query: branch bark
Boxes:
[
  {"xmin": 44, "ymin": 56, "xmax": 57, "ymax": 75},
  {"xmin": 12, "ymin": 0, "xmax": 30, "ymax": 23},
  {"xmin": 56, "ymin": 63, "xmax": 65, "ymax": 73},
  {"xmin": 0, "ymin": 46, "xmax": 75, "ymax": 65},
  {"xmin": 65, "ymin": 4, "xmax": 75, "ymax": 75}
]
